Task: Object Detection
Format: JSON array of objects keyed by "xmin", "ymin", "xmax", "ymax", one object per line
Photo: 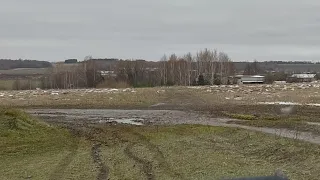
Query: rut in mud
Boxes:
[
  {"xmin": 49, "ymin": 133, "xmax": 80, "ymax": 180},
  {"xmin": 124, "ymin": 143, "xmax": 155, "ymax": 180},
  {"xmin": 46, "ymin": 122, "xmax": 110, "ymax": 180},
  {"xmin": 132, "ymin": 132, "xmax": 185, "ymax": 179},
  {"xmin": 110, "ymin": 128, "xmax": 183, "ymax": 180},
  {"xmin": 91, "ymin": 143, "xmax": 109, "ymax": 180}
]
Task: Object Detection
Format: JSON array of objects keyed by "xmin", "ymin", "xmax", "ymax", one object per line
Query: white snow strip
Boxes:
[{"xmin": 259, "ymin": 102, "xmax": 320, "ymax": 107}]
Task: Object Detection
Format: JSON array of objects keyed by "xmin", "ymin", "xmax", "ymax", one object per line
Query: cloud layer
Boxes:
[{"xmin": 1, "ymin": 0, "xmax": 320, "ymax": 61}]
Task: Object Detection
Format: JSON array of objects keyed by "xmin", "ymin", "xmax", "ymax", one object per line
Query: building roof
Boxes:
[
  {"xmin": 235, "ymin": 75, "xmax": 265, "ymax": 78},
  {"xmin": 291, "ymin": 74, "xmax": 316, "ymax": 78},
  {"xmin": 251, "ymin": 75, "xmax": 265, "ymax": 78}
]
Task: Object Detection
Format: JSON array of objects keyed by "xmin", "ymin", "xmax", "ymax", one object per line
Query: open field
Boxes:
[
  {"xmin": 1, "ymin": 109, "xmax": 320, "ymax": 180},
  {"xmin": 1, "ymin": 83, "xmax": 320, "ymax": 108},
  {"xmin": 1, "ymin": 83, "xmax": 320, "ymax": 134},
  {"xmin": 0, "ymin": 79, "xmax": 15, "ymax": 90},
  {"xmin": 0, "ymin": 68, "xmax": 50, "ymax": 75},
  {"xmin": 2, "ymin": 84, "xmax": 320, "ymax": 179}
]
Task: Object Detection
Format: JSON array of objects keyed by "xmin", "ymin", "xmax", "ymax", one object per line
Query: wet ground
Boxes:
[{"xmin": 27, "ymin": 109, "xmax": 320, "ymax": 145}]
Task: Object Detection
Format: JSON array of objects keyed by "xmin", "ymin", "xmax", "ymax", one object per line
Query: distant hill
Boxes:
[
  {"xmin": 0, "ymin": 59, "xmax": 52, "ymax": 70},
  {"xmin": 234, "ymin": 61, "xmax": 320, "ymax": 73}
]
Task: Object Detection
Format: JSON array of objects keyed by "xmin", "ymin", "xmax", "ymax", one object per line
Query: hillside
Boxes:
[
  {"xmin": 234, "ymin": 61, "xmax": 320, "ymax": 73},
  {"xmin": 0, "ymin": 59, "xmax": 52, "ymax": 70}
]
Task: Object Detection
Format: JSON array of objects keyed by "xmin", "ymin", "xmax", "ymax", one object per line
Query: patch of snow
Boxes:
[
  {"xmin": 156, "ymin": 90, "xmax": 165, "ymax": 93},
  {"xmin": 150, "ymin": 103, "xmax": 166, "ymax": 107},
  {"xmin": 122, "ymin": 88, "xmax": 132, "ymax": 92},
  {"xmin": 109, "ymin": 89, "xmax": 119, "ymax": 92},
  {"xmin": 258, "ymin": 102, "xmax": 320, "ymax": 107},
  {"xmin": 307, "ymin": 103, "xmax": 320, "ymax": 107},
  {"xmin": 307, "ymin": 122, "xmax": 320, "ymax": 126},
  {"xmin": 279, "ymin": 102, "xmax": 301, "ymax": 105},
  {"xmin": 258, "ymin": 102, "xmax": 301, "ymax": 105}
]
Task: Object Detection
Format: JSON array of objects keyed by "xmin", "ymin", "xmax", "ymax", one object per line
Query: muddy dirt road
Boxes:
[{"xmin": 27, "ymin": 109, "xmax": 320, "ymax": 145}]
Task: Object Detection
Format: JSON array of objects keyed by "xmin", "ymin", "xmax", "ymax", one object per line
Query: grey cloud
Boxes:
[{"xmin": 1, "ymin": 0, "xmax": 320, "ymax": 61}]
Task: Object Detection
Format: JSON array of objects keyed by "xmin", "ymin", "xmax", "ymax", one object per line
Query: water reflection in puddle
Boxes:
[{"xmin": 98, "ymin": 118, "xmax": 144, "ymax": 125}]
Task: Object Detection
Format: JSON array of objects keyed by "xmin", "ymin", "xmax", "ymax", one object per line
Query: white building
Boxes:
[{"xmin": 235, "ymin": 75, "xmax": 265, "ymax": 84}]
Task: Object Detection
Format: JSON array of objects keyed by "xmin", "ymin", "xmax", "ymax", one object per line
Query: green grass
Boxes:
[
  {"xmin": 223, "ymin": 112, "xmax": 257, "ymax": 120},
  {"xmin": 90, "ymin": 124, "xmax": 320, "ymax": 180},
  {"xmin": 0, "ymin": 109, "xmax": 96, "ymax": 180},
  {"xmin": 2, "ymin": 110, "xmax": 320, "ymax": 179}
]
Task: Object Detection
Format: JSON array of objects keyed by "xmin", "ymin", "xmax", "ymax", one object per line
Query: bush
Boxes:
[{"xmin": 198, "ymin": 74, "xmax": 205, "ymax": 86}]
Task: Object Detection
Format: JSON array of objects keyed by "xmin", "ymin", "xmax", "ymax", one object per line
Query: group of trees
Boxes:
[
  {"xmin": 4, "ymin": 49, "xmax": 235, "ymax": 89},
  {"xmin": 243, "ymin": 61, "xmax": 264, "ymax": 75},
  {"xmin": 0, "ymin": 59, "xmax": 52, "ymax": 70},
  {"xmin": 115, "ymin": 49, "xmax": 235, "ymax": 87},
  {"xmin": 40, "ymin": 59, "xmax": 104, "ymax": 89}
]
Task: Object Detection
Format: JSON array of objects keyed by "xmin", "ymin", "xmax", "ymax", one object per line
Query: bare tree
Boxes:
[
  {"xmin": 160, "ymin": 55, "xmax": 167, "ymax": 85},
  {"xmin": 184, "ymin": 53, "xmax": 193, "ymax": 86},
  {"xmin": 168, "ymin": 54, "xmax": 177, "ymax": 85}
]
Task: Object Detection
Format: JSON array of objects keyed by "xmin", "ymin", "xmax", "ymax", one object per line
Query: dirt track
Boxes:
[{"xmin": 27, "ymin": 109, "xmax": 320, "ymax": 145}]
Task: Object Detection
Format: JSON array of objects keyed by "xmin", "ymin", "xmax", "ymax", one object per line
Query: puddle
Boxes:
[
  {"xmin": 113, "ymin": 118, "xmax": 143, "ymax": 126},
  {"xmin": 27, "ymin": 109, "xmax": 320, "ymax": 144},
  {"xmin": 99, "ymin": 118, "xmax": 144, "ymax": 126}
]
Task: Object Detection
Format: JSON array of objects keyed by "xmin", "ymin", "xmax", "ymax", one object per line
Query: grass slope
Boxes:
[
  {"xmin": 90, "ymin": 124, "xmax": 320, "ymax": 180},
  {"xmin": 1, "ymin": 110, "xmax": 320, "ymax": 179},
  {"xmin": 0, "ymin": 109, "xmax": 96, "ymax": 180}
]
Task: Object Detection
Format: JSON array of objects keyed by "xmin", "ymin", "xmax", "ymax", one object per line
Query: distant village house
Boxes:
[
  {"xmin": 234, "ymin": 75, "xmax": 265, "ymax": 84},
  {"xmin": 287, "ymin": 74, "xmax": 316, "ymax": 83}
]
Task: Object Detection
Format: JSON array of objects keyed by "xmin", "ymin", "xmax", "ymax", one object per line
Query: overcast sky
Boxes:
[{"xmin": 1, "ymin": 0, "xmax": 320, "ymax": 62}]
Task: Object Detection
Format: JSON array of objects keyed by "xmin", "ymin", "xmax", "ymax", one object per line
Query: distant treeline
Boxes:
[
  {"xmin": 234, "ymin": 61, "xmax": 320, "ymax": 73},
  {"xmin": 0, "ymin": 59, "xmax": 52, "ymax": 70}
]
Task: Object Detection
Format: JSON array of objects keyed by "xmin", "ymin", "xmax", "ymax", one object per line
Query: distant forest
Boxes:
[{"xmin": 0, "ymin": 59, "xmax": 52, "ymax": 70}]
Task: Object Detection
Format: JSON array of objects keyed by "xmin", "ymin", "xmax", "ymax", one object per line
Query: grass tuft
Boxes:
[{"xmin": 224, "ymin": 112, "xmax": 257, "ymax": 120}]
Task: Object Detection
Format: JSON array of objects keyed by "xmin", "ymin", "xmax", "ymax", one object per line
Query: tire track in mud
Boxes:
[
  {"xmin": 78, "ymin": 125, "xmax": 110, "ymax": 180},
  {"xmin": 132, "ymin": 132, "xmax": 185, "ymax": 179},
  {"xmin": 124, "ymin": 143, "xmax": 155, "ymax": 180},
  {"xmin": 49, "ymin": 129, "xmax": 80, "ymax": 180},
  {"xmin": 51, "ymin": 123, "xmax": 110, "ymax": 180},
  {"xmin": 91, "ymin": 143, "xmax": 109, "ymax": 180},
  {"xmin": 113, "ymin": 129, "xmax": 184, "ymax": 180}
]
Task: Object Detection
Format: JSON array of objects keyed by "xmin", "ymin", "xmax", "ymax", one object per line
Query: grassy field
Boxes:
[
  {"xmin": 0, "ymin": 79, "xmax": 41, "ymax": 90},
  {"xmin": 1, "ymin": 83, "xmax": 320, "ymax": 107},
  {"xmin": 0, "ymin": 68, "xmax": 50, "ymax": 75},
  {"xmin": 1, "ymin": 109, "xmax": 320, "ymax": 179},
  {"xmin": 0, "ymin": 80, "xmax": 15, "ymax": 90}
]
